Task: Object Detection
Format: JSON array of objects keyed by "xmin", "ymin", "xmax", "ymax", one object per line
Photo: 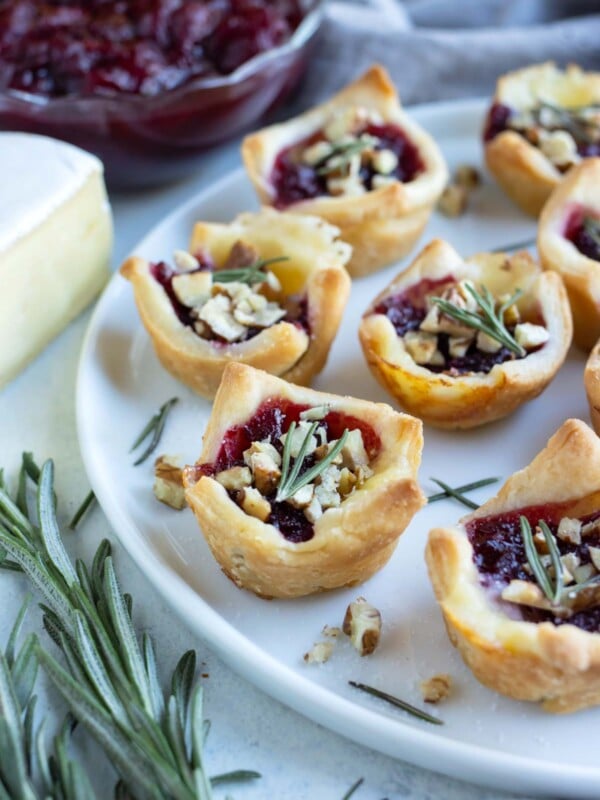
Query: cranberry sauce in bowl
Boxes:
[
  {"xmin": 467, "ymin": 504, "xmax": 600, "ymax": 632},
  {"xmin": 272, "ymin": 122, "xmax": 424, "ymax": 208},
  {"xmin": 192, "ymin": 398, "xmax": 381, "ymax": 543},
  {"xmin": 564, "ymin": 207, "xmax": 600, "ymax": 262},
  {"xmin": 0, "ymin": 0, "xmax": 323, "ymax": 188}
]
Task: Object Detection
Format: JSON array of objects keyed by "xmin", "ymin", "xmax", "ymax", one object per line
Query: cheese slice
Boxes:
[{"xmin": 0, "ymin": 133, "xmax": 113, "ymax": 388}]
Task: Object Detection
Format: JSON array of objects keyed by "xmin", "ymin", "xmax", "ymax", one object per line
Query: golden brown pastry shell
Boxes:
[
  {"xmin": 358, "ymin": 238, "xmax": 573, "ymax": 429},
  {"xmin": 426, "ymin": 418, "xmax": 600, "ymax": 713},
  {"xmin": 183, "ymin": 363, "xmax": 425, "ymax": 599},
  {"xmin": 585, "ymin": 339, "xmax": 600, "ymax": 435},
  {"xmin": 120, "ymin": 209, "xmax": 351, "ymax": 398},
  {"xmin": 484, "ymin": 63, "xmax": 600, "ymax": 217},
  {"xmin": 538, "ymin": 158, "xmax": 600, "ymax": 350},
  {"xmin": 241, "ymin": 64, "xmax": 448, "ymax": 277}
]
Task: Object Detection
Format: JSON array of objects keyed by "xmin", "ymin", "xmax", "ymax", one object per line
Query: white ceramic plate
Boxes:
[{"xmin": 77, "ymin": 98, "xmax": 597, "ymax": 798}]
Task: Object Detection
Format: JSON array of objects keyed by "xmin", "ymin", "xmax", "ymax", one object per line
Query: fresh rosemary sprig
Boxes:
[
  {"xmin": 214, "ymin": 256, "xmax": 289, "ymax": 286},
  {"xmin": 489, "ymin": 237, "xmax": 535, "ymax": 254},
  {"xmin": 432, "ymin": 283, "xmax": 525, "ymax": 357},
  {"xmin": 130, "ymin": 397, "xmax": 179, "ymax": 466},
  {"xmin": 0, "ymin": 455, "xmax": 259, "ymax": 799},
  {"xmin": 536, "ymin": 101, "xmax": 600, "ymax": 145},
  {"xmin": 341, "ymin": 777, "xmax": 364, "ymax": 800},
  {"xmin": 519, "ymin": 516, "xmax": 600, "ymax": 610},
  {"xmin": 276, "ymin": 423, "xmax": 349, "ymax": 503},
  {"xmin": 348, "ymin": 681, "xmax": 443, "ymax": 726},
  {"xmin": 69, "ymin": 489, "xmax": 97, "ymax": 530},
  {"xmin": 0, "ymin": 595, "xmax": 98, "ymax": 800},
  {"xmin": 427, "ymin": 477, "xmax": 498, "ymax": 506}
]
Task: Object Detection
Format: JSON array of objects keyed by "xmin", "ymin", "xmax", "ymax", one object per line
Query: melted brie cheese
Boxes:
[{"xmin": 0, "ymin": 133, "xmax": 113, "ymax": 387}]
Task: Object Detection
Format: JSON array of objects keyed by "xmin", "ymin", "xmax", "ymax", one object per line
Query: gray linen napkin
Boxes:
[{"xmin": 289, "ymin": 0, "xmax": 600, "ymax": 109}]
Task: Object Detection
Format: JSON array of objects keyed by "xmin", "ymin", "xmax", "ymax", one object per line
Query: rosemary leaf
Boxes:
[
  {"xmin": 210, "ymin": 769, "xmax": 262, "ymax": 786},
  {"xmin": 132, "ymin": 397, "xmax": 179, "ymax": 466},
  {"xmin": 215, "ymin": 255, "xmax": 289, "ymax": 285},
  {"xmin": 276, "ymin": 426, "xmax": 349, "ymax": 503},
  {"xmin": 316, "ymin": 138, "xmax": 373, "ymax": 176},
  {"xmin": 489, "ymin": 237, "xmax": 536, "ymax": 254},
  {"xmin": 519, "ymin": 516, "xmax": 554, "ymax": 602},
  {"xmin": 341, "ymin": 777, "xmax": 364, "ymax": 800},
  {"xmin": 427, "ymin": 477, "xmax": 498, "ymax": 504},
  {"xmin": 69, "ymin": 491, "xmax": 96, "ymax": 531},
  {"xmin": 538, "ymin": 520, "xmax": 563, "ymax": 605},
  {"xmin": 6, "ymin": 594, "xmax": 31, "ymax": 667},
  {"xmin": 429, "ymin": 478, "xmax": 478, "ymax": 510},
  {"xmin": 348, "ymin": 681, "xmax": 443, "ymax": 725},
  {"xmin": 38, "ymin": 461, "xmax": 78, "ymax": 587},
  {"xmin": 583, "ymin": 216, "xmax": 600, "ymax": 250}
]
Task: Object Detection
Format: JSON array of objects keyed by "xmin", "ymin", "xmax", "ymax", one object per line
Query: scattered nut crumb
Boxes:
[
  {"xmin": 322, "ymin": 625, "xmax": 343, "ymax": 638},
  {"xmin": 303, "ymin": 641, "xmax": 334, "ymax": 664},
  {"xmin": 343, "ymin": 597, "xmax": 382, "ymax": 656},
  {"xmin": 153, "ymin": 456, "xmax": 186, "ymax": 510},
  {"xmin": 454, "ymin": 164, "xmax": 481, "ymax": 190},
  {"xmin": 420, "ymin": 674, "xmax": 452, "ymax": 704},
  {"xmin": 437, "ymin": 183, "xmax": 468, "ymax": 217}
]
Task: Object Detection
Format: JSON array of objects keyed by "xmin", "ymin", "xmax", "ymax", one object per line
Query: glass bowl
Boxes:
[{"xmin": 0, "ymin": 1, "xmax": 323, "ymax": 190}]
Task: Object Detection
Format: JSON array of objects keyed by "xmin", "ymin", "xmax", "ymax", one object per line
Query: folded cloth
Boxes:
[{"xmin": 288, "ymin": 0, "xmax": 600, "ymax": 109}]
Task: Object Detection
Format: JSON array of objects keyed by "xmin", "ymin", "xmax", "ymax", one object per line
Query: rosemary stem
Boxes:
[
  {"xmin": 427, "ymin": 477, "xmax": 498, "ymax": 504},
  {"xmin": 348, "ymin": 681, "xmax": 443, "ymax": 726}
]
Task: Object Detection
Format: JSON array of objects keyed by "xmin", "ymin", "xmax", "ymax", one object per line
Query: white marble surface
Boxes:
[{"xmin": 0, "ymin": 138, "xmax": 539, "ymax": 800}]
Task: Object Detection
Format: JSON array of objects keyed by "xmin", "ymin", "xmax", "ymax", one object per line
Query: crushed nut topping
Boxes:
[
  {"xmin": 399, "ymin": 278, "xmax": 546, "ymax": 372},
  {"xmin": 167, "ymin": 240, "xmax": 300, "ymax": 344},
  {"xmin": 342, "ymin": 597, "xmax": 382, "ymax": 656},
  {"xmin": 303, "ymin": 641, "xmax": 334, "ymax": 664},
  {"xmin": 153, "ymin": 455, "xmax": 186, "ymax": 510},
  {"xmin": 297, "ymin": 105, "xmax": 402, "ymax": 197},
  {"xmin": 505, "ymin": 513, "xmax": 600, "ymax": 618},
  {"xmin": 500, "ymin": 102, "xmax": 600, "ymax": 171},
  {"xmin": 437, "ymin": 184, "xmax": 468, "ymax": 218},
  {"xmin": 420, "ymin": 674, "xmax": 452, "ymax": 704},
  {"xmin": 214, "ymin": 415, "xmax": 374, "ymax": 529}
]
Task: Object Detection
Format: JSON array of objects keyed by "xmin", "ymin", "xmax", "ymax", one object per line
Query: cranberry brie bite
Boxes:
[
  {"xmin": 241, "ymin": 65, "xmax": 447, "ymax": 277},
  {"xmin": 484, "ymin": 63, "xmax": 600, "ymax": 217},
  {"xmin": 359, "ymin": 239, "xmax": 572, "ymax": 429},
  {"xmin": 427, "ymin": 419, "xmax": 600, "ymax": 713},
  {"xmin": 538, "ymin": 158, "xmax": 600, "ymax": 350},
  {"xmin": 182, "ymin": 363, "xmax": 424, "ymax": 599},
  {"xmin": 120, "ymin": 209, "xmax": 351, "ymax": 398}
]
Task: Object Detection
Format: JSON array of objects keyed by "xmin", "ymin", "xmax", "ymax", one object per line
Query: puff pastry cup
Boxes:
[
  {"xmin": 426, "ymin": 418, "xmax": 600, "ymax": 714},
  {"xmin": 120, "ymin": 209, "xmax": 351, "ymax": 398},
  {"xmin": 484, "ymin": 62, "xmax": 600, "ymax": 217},
  {"xmin": 241, "ymin": 64, "xmax": 448, "ymax": 277},
  {"xmin": 538, "ymin": 158, "xmax": 600, "ymax": 350},
  {"xmin": 585, "ymin": 341, "xmax": 600, "ymax": 436},
  {"xmin": 358, "ymin": 239, "xmax": 572, "ymax": 429},
  {"xmin": 182, "ymin": 362, "xmax": 425, "ymax": 599}
]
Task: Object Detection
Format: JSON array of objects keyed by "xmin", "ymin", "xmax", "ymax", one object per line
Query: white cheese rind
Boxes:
[
  {"xmin": 0, "ymin": 133, "xmax": 112, "ymax": 387},
  {"xmin": 0, "ymin": 133, "xmax": 106, "ymax": 255}
]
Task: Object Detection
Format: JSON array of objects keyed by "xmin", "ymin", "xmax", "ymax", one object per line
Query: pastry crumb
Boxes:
[
  {"xmin": 322, "ymin": 625, "xmax": 344, "ymax": 638},
  {"xmin": 420, "ymin": 673, "xmax": 452, "ymax": 704}
]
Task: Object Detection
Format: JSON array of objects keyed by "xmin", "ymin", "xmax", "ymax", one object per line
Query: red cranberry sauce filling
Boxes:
[
  {"xmin": 483, "ymin": 101, "xmax": 600, "ymax": 157},
  {"xmin": 0, "ymin": 0, "xmax": 305, "ymax": 98},
  {"xmin": 150, "ymin": 259, "xmax": 309, "ymax": 343},
  {"xmin": 373, "ymin": 277, "xmax": 526, "ymax": 376},
  {"xmin": 193, "ymin": 398, "xmax": 381, "ymax": 543},
  {"xmin": 467, "ymin": 504, "xmax": 600, "ymax": 631},
  {"xmin": 564, "ymin": 206, "xmax": 600, "ymax": 262},
  {"xmin": 271, "ymin": 123, "xmax": 424, "ymax": 208}
]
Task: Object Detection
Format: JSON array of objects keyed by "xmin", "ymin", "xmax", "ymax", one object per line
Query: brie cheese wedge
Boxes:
[{"xmin": 0, "ymin": 133, "xmax": 112, "ymax": 388}]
